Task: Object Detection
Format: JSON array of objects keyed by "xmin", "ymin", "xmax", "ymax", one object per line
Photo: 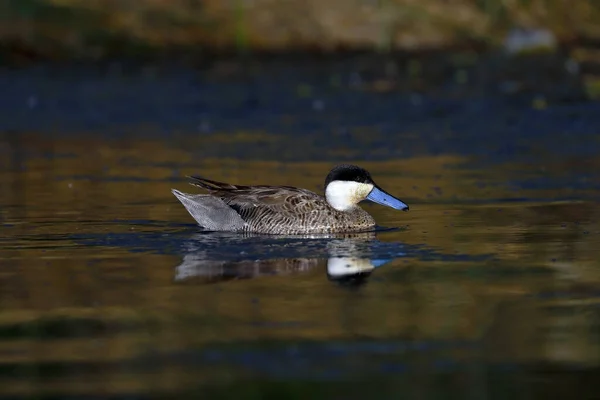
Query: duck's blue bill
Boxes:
[{"xmin": 366, "ymin": 187, "xmax": 409, "ymax": 211}]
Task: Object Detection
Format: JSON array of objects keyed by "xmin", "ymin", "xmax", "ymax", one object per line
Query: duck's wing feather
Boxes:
[
  {"xmin": 187, "ymin": 176, "xmax": 246, "ymax": 191},
  {"xmin": 187, "ymin": 176, "xmax": 325, "ymax": 220}
]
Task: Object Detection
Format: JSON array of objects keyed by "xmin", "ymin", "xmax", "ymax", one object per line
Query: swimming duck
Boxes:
[{"xmin": 172, "ymin": 164, "xmax": 408, "ymax": 234}]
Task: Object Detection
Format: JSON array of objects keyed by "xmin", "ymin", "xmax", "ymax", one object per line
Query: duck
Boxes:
[{"xmin": 171, "ymin": 164, "xmax": 409, "ymax": 234}]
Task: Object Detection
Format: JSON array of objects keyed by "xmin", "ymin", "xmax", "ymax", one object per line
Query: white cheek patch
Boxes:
[{"xmin": 325, "ymin": 181, "xmax": 374, "ymax": 211}]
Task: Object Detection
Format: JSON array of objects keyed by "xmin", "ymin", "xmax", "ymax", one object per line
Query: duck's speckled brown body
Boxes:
[{"xmin": 172, "ymin": 164, "xmax": 408, "ymax": 234}]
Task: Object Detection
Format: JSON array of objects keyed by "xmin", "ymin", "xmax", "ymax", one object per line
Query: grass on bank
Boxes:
[{"xmin": 1, "ymin": 0, "xmax": 599, "ymax": 59}]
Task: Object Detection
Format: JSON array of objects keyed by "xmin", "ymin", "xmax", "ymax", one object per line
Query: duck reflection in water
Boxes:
[{"xmin": 174, "ymin": 231, "xmax": 404, "ymax": 286}]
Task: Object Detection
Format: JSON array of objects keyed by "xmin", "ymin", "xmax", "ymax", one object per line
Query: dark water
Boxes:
[{"xmin": 0, "ymin": 58, "xmax": 599, "ymax": 399}]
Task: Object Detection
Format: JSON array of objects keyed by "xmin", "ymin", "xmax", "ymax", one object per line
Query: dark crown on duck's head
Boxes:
[{"xmin": 324, "ymin": 164, "xmax": 374, "ymax": 189}]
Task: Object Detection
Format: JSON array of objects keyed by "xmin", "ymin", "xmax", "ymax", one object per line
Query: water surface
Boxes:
[{"xmin": 0, "ymin": 61, "xmax": 599, "ymax": 399}]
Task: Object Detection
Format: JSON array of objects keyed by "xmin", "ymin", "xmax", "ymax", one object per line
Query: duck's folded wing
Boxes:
[
  {"xmin": 220, "ymin": 187, "xmax": 323, "ymax": 222},
  {"xmin": 186, "ymin": 176, "xmax": 324, "ymax": 221}
]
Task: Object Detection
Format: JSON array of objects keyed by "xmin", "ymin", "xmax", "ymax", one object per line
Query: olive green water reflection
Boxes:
[{"xmin": 0, "ymin": 133, "xmax": 599, "ymax": 398}]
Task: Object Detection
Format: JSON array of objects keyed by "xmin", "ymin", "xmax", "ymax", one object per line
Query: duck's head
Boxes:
[{"xmin": 324, "ymin": 164, "xmax": 409, "ymax": 212}]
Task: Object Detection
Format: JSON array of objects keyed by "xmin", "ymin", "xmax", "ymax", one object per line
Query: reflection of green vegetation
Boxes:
[
  {"xmin": 1, "ymin": 0, "xmax": 599, "ymax": 59},
  {"xmin": 584, "ymin": 76, "xmax": 600, "ymax": 100},
  {"xmin": 191, "ymin": 380, "xmax": 414, "ymax": 399},
  {"xmin": 0, "ymin": 316, "xmax": 136, "ymax": 340}
]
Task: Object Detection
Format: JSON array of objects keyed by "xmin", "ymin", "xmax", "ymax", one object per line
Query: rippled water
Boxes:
[{"xmin": 0, "ymin": 61, "xmax": 599, "ymax": 398}]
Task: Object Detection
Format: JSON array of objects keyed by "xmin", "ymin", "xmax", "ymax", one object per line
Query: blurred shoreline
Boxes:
[{"xmin": 1, "ymin": 0, "xmax": 599, "ymax": 65}]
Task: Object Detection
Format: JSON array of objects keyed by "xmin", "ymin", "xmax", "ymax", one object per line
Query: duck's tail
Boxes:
[{"xmin": 171, "ymin": 189, "xmax": 246, "ymax": 231}]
